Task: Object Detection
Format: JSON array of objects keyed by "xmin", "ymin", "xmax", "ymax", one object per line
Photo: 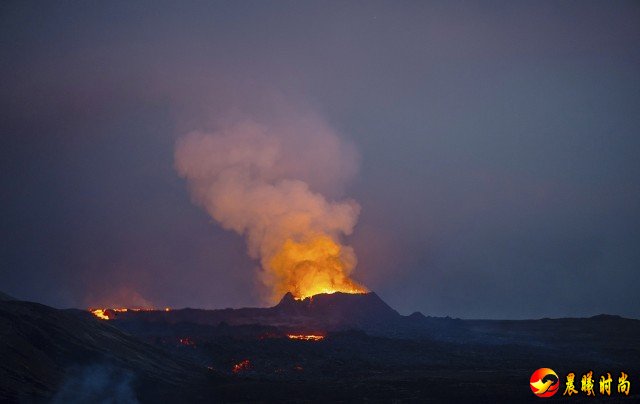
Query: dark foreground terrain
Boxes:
[{"xmin": 1, "ymin": 291, "xmax": 639, "ymax": 402}]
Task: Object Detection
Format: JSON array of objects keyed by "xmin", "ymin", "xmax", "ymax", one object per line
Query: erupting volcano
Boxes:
[
  {"xmin": 270, "ymin": 235, "xmax": 367, "ymax": 300},
  {"xmin": 175, "ymin": 116, "xmax": 367, "ymax": 302}
]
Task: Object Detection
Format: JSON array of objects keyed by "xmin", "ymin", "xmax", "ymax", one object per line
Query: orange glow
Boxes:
[
  {"xmin": 90, "ymin": 309, "xmax": 110, "ymax": 320},
  {"xmin": 89, "ymin": 307, "xmax": 155, "ymax": 320},
  {"xmin": 287, "ymin": 334, "xmax": 324, "ymax": 341},
  {"xmin": 232, "ymin": 359, "xmax": 251, "ymax": 374},
  {"xmin": 268, "ymin": 235, "xmax": 367, "ymax": 301}
]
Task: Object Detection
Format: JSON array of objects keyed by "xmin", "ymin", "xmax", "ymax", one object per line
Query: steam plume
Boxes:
[{"xmin": 174, "ymin": 112, "xmax": 366, "ymax": 302}]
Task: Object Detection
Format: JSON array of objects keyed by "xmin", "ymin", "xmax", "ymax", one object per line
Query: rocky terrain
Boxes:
[{"xmin": 2, "ymin": 291, "xmax": 639, "ymax": 402}]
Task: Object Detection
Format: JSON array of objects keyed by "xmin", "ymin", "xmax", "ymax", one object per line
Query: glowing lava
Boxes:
[
  {"xmin": 287, "ymin": 334, "xmax": 324, "ymax": 341},
  {"xmin": 268, "ymin": 235, "xmax": 367, "ymax": 301},
  {"xmin": 89, "ymin": 307, "xmax": 165, "ymax": 320},
  {"xmin": 232, "ymin": 359, "xmax": 251, "ymax": 374},
  {"xmin": 178, "ymin": 337, "xmax": 195, "ymax": 346},
  {"xmin": 89, "ymin": 308, "xmax": 129, "ymax": 320},
  {"xmin": 90, "ymin": 309, "xmax": 110, "ymax": 320}
]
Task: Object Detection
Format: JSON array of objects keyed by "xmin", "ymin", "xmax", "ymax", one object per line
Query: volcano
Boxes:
[
  {"xmin": 104, "ymin": 292, "xmax": 404, "ymax": 337},
  {"xmin": 274, "ymin": 292, "xmax": 399, "ymax": 327}
]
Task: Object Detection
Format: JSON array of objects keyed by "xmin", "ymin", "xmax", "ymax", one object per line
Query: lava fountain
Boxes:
[{"xmin": 270, "ymin": 235, "xmax": 367, "ymax": 300}]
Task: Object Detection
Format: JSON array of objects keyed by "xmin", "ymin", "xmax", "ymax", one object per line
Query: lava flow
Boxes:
[
  {"xmin": 287, "ymin": 334, "xmax": 324, "ymax": 341},
  {"xmin": 232, "ymin": 359, "xmax": 251, "ymax": 374},
  {"xmin": 89, "ymin": 308, "xmax": 129, "ymax": 320},
  {"xmin": 89, "ymin": 307, "xmax": 170, "ymax": 320}
]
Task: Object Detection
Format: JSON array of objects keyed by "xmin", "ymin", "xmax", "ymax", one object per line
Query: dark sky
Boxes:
[{"xmin": 1, "ymin": 1, "xmax": 639, "ymax": 319}]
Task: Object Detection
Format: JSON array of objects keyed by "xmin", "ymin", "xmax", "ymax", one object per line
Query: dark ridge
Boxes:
[{"xmin": 0, "ymin": 291, "xmax": 16, "ymax": 301}]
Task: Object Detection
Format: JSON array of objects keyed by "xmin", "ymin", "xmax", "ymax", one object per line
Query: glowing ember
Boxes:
[
  {"xmin": 178, "ymin": 337, "xmax": 195, "ymax": 346},
  {"xmin": 287, "ymin": 334, "xmax": 324, "ymax": 341},
  {"xmin": 232, "ymin": 359, "xmax": 251, "ymax": 374}
]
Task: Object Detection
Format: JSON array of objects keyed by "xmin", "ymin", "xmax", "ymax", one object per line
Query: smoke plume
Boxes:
[
  {"xmin": 174, "ymin": 112, "xmax": 367, "ymax": 303},
  {"xmin": 52, "ymin": 364, "xmax": 138, "ymax": 404}
]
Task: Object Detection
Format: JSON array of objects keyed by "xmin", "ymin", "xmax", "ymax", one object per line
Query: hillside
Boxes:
[
  {"xmin": 0, "ymin": 299, "xmax": 220, "ymax": 402},
  {"xmin": 2, "ymin": 292, "xmax": 639, "ymax": 402}
]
